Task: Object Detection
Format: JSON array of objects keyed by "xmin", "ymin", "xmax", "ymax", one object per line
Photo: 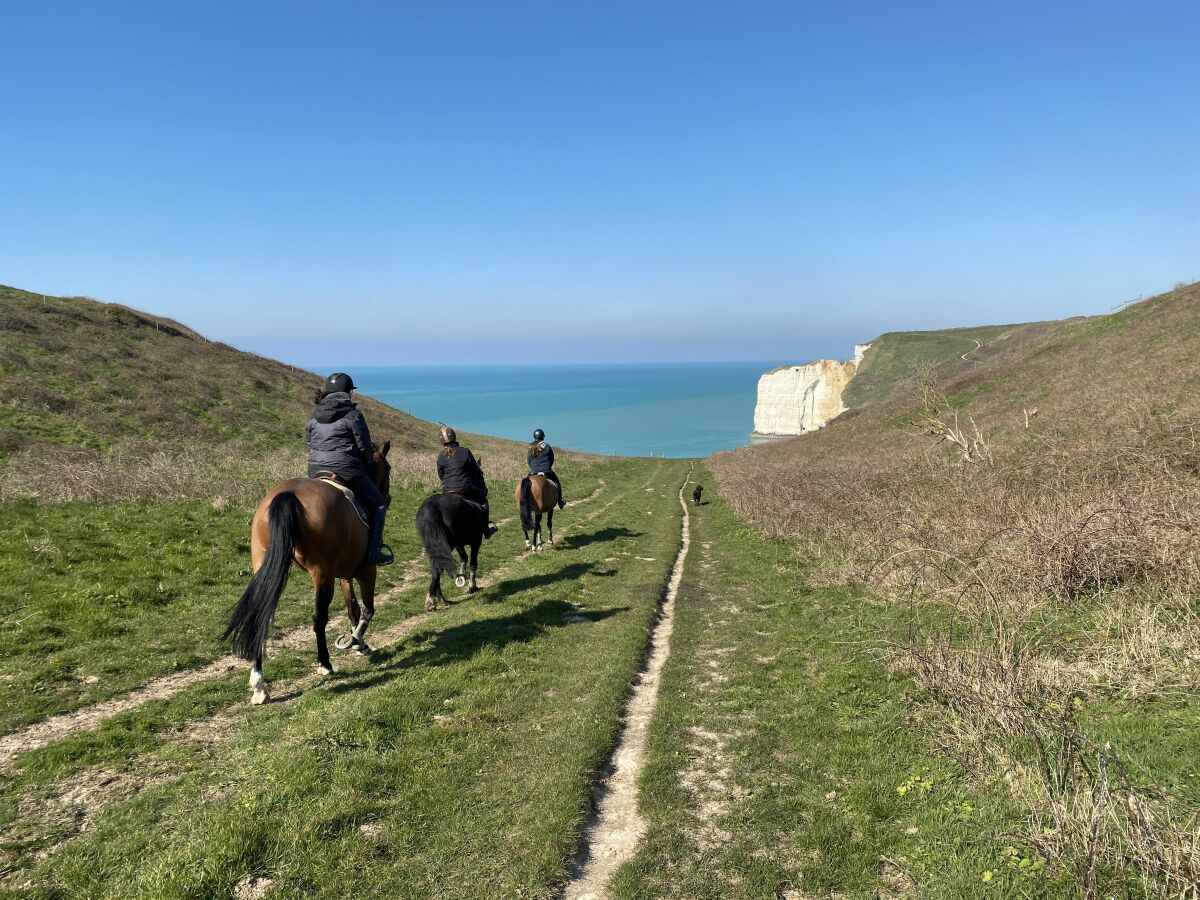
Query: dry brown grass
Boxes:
[{"xmin": 711, "ymin": 283, "xmax": 1200, "ymax": 895}]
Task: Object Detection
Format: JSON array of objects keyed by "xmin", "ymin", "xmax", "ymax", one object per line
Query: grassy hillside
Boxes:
[
  {"xmin": 0, "ymin": 285, "xmax": 529, "ymax": 501},
  {"xmin": 842, "ymin": 319, "xmax": 1072, "ymax": 409},
  {"xmin": 711, "ymin": 281, "xmax": 1200, "ymax": 895}
]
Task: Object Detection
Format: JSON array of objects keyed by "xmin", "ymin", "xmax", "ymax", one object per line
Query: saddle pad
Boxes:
[
  {"xmin": 316, "ymin": 476, "xmax": 370, "ymax": 527},
  {"xmin": 531, "ymin": 473, "xmax": 560, "ymax": 491}
]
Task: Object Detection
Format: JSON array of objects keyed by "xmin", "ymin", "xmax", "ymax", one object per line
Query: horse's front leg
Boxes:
[
  {"xmin": 455, "ymin": 547, "xmax": 468, "ymax": 588},
  {"xmin": 249, "ymin": 654, "xmax": 269, "ymax": 705},
  {"xmin": 347, "ymin": 567, "xmax": 376, "ymax": 654},
  {"xmin": 467, "ymin": 541, "xmax": 480, "ymax": 593},
  {"xmin": 547, "ymin": 509, "xmax": 554, "ymax": 545},
  {"xmin": 312, "ymin": 575, "xmax": 335, "ymax": 675}
]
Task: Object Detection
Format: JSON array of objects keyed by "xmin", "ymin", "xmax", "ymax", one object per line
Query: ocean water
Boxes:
[{"xmin": 350, "ymin": 363, "xmax": 777, "ymax": 458}]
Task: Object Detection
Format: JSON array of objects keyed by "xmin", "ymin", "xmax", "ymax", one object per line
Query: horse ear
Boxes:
[{"xmin": 381, "ymin": 440, "xmax": 391, "ymax": 457}]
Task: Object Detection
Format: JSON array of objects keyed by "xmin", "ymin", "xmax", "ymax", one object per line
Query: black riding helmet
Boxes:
[
  {"xmin": 323, "ymin": 372, "xmax": 355, "ymax": 395},
  {"xmin": 533, "ymin": 428, "xmax": 545, "ymax": 442}
]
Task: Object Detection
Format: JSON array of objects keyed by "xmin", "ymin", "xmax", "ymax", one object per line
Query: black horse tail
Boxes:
[
  {"xmin": 417, "ymin": 497, "xmax": 457, "ymax": 575},
  {"xmin": 519, "ymin": 476, "xmax": 534, "ymax": 531},
  {"xmin": 223, "ymin": 491, "xmax": 303, "ymax": 661}
]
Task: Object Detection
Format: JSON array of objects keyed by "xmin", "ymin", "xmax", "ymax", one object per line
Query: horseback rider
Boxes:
[
  {"xmin": 305, "ymin": 372, "xmax": 394, "ymax": 565},
  {"xmin": 436, "ymin": 426, "xmax": 498, "ymax": 538},
  {"xmin": 528, "ymin": 428, "xmax": 567, "ymax": 509}
]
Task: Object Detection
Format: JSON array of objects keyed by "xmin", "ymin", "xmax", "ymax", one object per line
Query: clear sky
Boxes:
[{"xmin": 1, "ymin": 1, "xmax": 1196, "ymax": 365}]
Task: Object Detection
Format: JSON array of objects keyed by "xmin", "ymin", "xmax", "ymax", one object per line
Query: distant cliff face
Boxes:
[{"xmin": 753, "ymin": 344, "xmax": 870, "ymax": 436}]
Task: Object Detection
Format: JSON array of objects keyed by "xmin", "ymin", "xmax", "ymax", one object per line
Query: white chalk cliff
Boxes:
[{"xmin": 753, "ymin": 344, "xmax": 871, "ymax": 436}]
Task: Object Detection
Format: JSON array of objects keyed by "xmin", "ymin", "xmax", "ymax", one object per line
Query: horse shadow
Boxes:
[
  {"xmin": 483, "ymin": 561, "xmax": 617, "ymax": 604},
  {"xmin": 326, "ymin": 597, "xmax": 628, "ymax": 696},
  {"xmin": 557, "ymin": 526, "xmax": 643, "ymax": 550}
]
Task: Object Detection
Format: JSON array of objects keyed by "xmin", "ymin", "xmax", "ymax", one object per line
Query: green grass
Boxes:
[
  {"xmin": 1, "ymin": 458, "xmax": 690, "ymax": 897},
  {"xmin": 844, "ymin": 323, "xmax": 1046, "ymax": 409},
  {"xmin": 613, "ymin": 465, "xmax": 1071, "ymax": 898},
  {"xmin": 0, "ymin": 484, "xmax": 434, "ymax": 735}
]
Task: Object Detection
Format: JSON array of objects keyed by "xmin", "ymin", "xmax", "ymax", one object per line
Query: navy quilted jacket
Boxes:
[{"xmin": 305, "ymin": 392, "xmax": 372, "ymax": 477}]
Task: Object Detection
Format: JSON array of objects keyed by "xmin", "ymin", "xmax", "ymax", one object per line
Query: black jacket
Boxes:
[
  {"xmin": 437, "ymin": 444, "xmax": 487, "ymax": 495},
  {"xmin": 306, "ymin": 392, "xmax": 373, "ymax": 477},
  {"xmin": 527, "ymin": 441, "xmax": 555, "ymax": 474}
]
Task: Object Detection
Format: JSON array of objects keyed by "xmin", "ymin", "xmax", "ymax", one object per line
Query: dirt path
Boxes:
[
  {"xmin": 0, "ymin": 479, "xmax": 608, "ymax": 769},
  {"xmin": 563, "ymin": 466, "xmax": 691, "ymax": 900}
]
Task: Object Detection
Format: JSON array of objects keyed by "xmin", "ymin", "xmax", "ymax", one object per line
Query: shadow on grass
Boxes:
[
  {"xmin": 483, "ymin": 561, "xmax": 617, "ymax": 604},
  {"xmin": 557, "ymin": 526, "xmax": 643, "ymax": 550},
  {"xmin": 327, "ymin": 596, "xmax": 629, "ymax": 696}
]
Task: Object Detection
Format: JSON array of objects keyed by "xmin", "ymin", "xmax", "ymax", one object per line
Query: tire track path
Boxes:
[{"xmin": 563, "ymin": 464, "xmax": 691, "ymax": 900}]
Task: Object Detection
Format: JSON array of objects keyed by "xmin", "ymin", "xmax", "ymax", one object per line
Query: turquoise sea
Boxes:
[{"xmin": 350, "ymin": 363, "xmax": 779, "ymax": 458}]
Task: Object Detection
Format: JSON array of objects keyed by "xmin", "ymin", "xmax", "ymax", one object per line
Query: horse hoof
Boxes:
[
  {"xmin": 334, "ymin": 633, "xmax": 354, "ymax": 651},
  {"xmin": 455, "ymin": 575, "xmax": 467, "ymax": 588},
  {"xmin": 354, "ymin": 642, "xmax": 372, "ymax": 655},
  {"xmin": 467, "ymin": 585, "xmax": 479, "ymax": 594},
  {"xmin": 425, "ymin": 597, "xmax": 437, "ymax": 612},
  {"xmin": 250, "ymin": 690, "xmax": 269, "ymax": 705},
  {"xmin": 318, "ymin": 665, "xmax": 333, "ymax": 676}
]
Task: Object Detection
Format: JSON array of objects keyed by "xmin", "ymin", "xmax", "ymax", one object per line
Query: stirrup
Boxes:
[{"xmin": 369, "ymin": 543, "xmax": 395, "ymax": 565}]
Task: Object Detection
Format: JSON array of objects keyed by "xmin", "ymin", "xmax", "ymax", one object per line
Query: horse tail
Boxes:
[
  {"xmin": 417, "ymin": 497, "xmax": 457, "ymax": 575},
  {"xmin": 223, "ymin": 491, "xmax": 303, "ymax": 661},
  {"xmin": 519, "ymin": 477, "xmax": 534, "ymax": 531}
]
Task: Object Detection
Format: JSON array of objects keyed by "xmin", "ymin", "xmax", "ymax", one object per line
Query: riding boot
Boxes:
[
  {"xmin": 482, "ymin": 501, "xmax": 498, "ymax": 539},
  {"xmin": 558, "ymin": 490, "xmax": 567, "ymax": 510},
  {"xmin": 368, "ymin": 505, "xmax": 395, "ymax": 565}
]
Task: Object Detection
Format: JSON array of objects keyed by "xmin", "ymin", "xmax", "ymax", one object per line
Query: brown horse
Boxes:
[
  {"xmin": 517, "ymin": 474, "xmax": 560, "ymax": 551},
  {"xmin": 223, "ymin": 442, "xmax": 391, "ymax": 704}
]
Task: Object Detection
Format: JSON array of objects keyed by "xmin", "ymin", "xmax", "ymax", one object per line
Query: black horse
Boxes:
[{"xmin": 416, "ymin": 493, "xmax": 488, "ymax": 610}]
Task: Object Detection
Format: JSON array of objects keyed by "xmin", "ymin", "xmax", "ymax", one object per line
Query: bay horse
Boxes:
[
  {"xmin": 416, "ymin": 492, "xmax": 487, "ymax": 610},
  {"xmin": 223, "ymin": 442, "xmax": 391, "ymax": 705},
  {"xmin": 517, "ymin": 474, "xmax": 560, "ymax": 551}
]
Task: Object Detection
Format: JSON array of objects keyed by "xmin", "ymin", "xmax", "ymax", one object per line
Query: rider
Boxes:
[
  {"xmin": 528, "ymin": 428, "xmax": 567, "ymax": 508},
  {"xmin": 305, "ymin": 372, "xmax": 394, "ymax": 565},
  {"xmin": 436, "ymin": 425, "xmax": 498, "ymax": 538}
]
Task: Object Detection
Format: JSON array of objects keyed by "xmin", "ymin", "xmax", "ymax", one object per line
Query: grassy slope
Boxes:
[
  {"xmin": 842, "ymin": 320, "xmax": 1071, "ymax": 410},
  {"xmin": 709, "ymin": 282, "xmax": 1200, "ymax": 894},
  {"xmin": 617, "ymin": 468, "xmax": 1063, "ymax": 898},
  {"xmin": 2, "ymin": 458, "xmax": 688, "ymax": 896},
  {"xmin": 0, "ymin": 284, "xmax": 530, "ymax": 502}
]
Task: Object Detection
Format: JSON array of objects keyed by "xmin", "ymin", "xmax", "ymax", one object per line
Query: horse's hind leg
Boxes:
[
  {"xmin": 249, "ymin": 654, "xmax": 268, "ymax": 705},
  {"xmin": 312, "ymin": 575, "xmax": 336, "ymax": 675},
  {"xmin": 467, "ymin": 541, "xmax": 480, "ymax": 593},
  {"xmin": 547, "ymin": 509, "xmax": 554, "ymax": 545},
  {"xmin": 426, "ymin": 562, "xmax": 443, "ymax": 612},
  {"xmin": 534, "ymin": 513, "xmax": 543, "ymax": 551}
]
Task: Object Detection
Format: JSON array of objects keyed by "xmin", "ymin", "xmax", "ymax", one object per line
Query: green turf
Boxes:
[
  {"xmin": 613, "ymin": 465, "xmax": 1073, "ymax": 898},
  {"xmin": 1, "ymin": 458, "xmax": 689, "ymax": 897}
]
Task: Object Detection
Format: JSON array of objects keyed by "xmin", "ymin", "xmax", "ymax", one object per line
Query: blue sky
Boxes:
[{"xmin": 1, "ymin": 1, "xmax": 1196, "ymax": 365}]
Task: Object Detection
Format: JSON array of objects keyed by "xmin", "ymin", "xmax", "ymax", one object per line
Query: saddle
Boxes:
[
  {"xmin": 530, "ymin": 473, "xmax": 560, "ymax": 492},
  {"xmin": 445, "ymin": 491, "xmax": 487, "ymax": 514},
  {"xmin": 313, "ymin": 472, "xmax": 370, "ymax": 527}
]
